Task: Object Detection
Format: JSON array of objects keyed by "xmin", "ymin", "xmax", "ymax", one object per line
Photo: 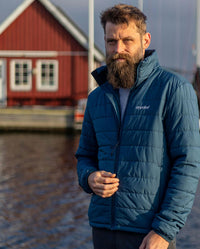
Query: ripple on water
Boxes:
[
  {"xmin": 0, "ymin": 133, "xmax": 199, "ymax": 249},
  {"xmin": 0, "ymin": 133, "xmax": 92, "ymax": 249}
]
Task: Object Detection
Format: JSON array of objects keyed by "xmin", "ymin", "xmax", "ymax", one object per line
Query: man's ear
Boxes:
[{"xmin": 143, "ymin": 32, "xmax": 151, "ymax": 50}]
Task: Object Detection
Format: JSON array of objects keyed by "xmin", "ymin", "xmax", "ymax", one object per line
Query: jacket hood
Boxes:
[{"xmin": 91, "ymin": 50, "xmax": 160, "ymax": 88}]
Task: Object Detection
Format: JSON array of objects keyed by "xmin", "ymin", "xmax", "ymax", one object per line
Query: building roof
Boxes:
[{"xmin": 0, "ymin": 0, "xmax": 105, "ymax": 62}]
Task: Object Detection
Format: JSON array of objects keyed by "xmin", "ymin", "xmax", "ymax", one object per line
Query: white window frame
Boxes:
[
  {"xmin": 36, "ymin": 60, "xmax": 58, "ymax": 91},
  {"xmin": 10, "ymin": 60, "xmax": 32, "ymax": 91}
]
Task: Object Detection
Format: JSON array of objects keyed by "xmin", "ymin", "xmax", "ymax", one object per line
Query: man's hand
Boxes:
[
  {"xmin": 88, "ymin": 171, "xmax": 119, "ymax": 198},
  {"xmin": 139, "ymin": 231, "xmax": 169, "ymax": 249}
]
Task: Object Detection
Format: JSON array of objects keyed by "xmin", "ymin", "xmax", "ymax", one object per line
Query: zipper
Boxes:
[
  {"xmin": 110, "ymin": 89, "xmax": 121, "ymax": 228},
  {"xmin": 110, "ymin": 87, "xmax": 137, "ymax": 228},
  {"xmin": 111, "ymin": 122, "xmax": 121, "ymax": 228}
]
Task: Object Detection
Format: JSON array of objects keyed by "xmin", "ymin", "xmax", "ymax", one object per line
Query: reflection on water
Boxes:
[
  {"xmin": 0, "ymin": 133, "xmax": 92, "ymax": 249},
  {"xmin": 0, "ymin": 133, "xmax": 199, "ymax": 249}
]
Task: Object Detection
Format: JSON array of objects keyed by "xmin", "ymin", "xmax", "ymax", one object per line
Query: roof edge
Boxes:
[
  {"xmin": 0, "ymin": 0, "xmax": 105, "ymax": 62},
  {"xmin": 0, "ymin": 0, "xmax": 34, "ymax": 35},
  {"xmin": 40, "ymin": 0, "xmax": 105, "ymax": 62}
]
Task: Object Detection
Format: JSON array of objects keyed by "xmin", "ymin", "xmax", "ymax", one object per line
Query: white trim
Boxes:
[
  {"xmin": 39, "ymin": 0, "xmax": 105, "ymax": 62},
  {"xmin": 0, "ymin": 59, "xmax": 7, "ymax": 105},
  {"xmin": 0, "ymin": 50, "xmax": 88, "ymax": 57},
  {"xmin": 36, "ymin": 60, "xmax": 58, "ymax": 91},
  {"xmin": 0, "ymin": 0, "xmax": 34, "ymax": 35},
  {"xmin": 94, "ymin": 49, "xmax": 105, "ymax": 62},
  {"xmin": 40, "ymin": 0, "xmax": 87, "ymax": 46},
  {"xmin": 0, "ymin": 51, "xmax": 57, "ymax": 58},
  {"xmin": 0, "ymin": 0, "xmax": 105, "ymax": 62},
  {"xmin": 10, "ymin": 59, "xmax": 32, "ymax": 91}
]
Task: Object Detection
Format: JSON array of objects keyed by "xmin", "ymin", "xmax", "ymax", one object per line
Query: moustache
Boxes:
[{"xmin": 107, "ymin": 53, "xmax": 131, "ymax": 62}]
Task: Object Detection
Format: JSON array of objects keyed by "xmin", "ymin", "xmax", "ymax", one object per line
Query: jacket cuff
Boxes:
[
  {"xmin": 152, "ymin": 229, "xmax": 173, "ymax": 243},
  {"xmin": 80, "ymin": 169, "xmax": 96, "ymax": 194}
]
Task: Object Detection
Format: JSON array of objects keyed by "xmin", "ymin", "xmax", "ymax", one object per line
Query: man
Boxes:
[{"xmin": 76, "ymin": 4, "xmax": 200, "ymax": 249}]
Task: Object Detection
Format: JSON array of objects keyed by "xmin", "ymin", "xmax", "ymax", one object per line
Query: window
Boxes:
[
  {"xmin": 36, "ymin": 60, "xmax": 58, "ymax": 91},
  {"xmin": 10, "ymin": 60, "xmax": 32, "ymax": 91}
]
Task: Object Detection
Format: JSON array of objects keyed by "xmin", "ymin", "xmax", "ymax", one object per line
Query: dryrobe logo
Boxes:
[{"xmin": 135, "ymin": 105, "xmax": 150, "ymax": 110}]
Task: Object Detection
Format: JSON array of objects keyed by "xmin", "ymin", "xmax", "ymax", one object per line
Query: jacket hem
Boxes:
[{"xmin": 89, "ymin": 222, "xmax": 150, "ymax": 235}]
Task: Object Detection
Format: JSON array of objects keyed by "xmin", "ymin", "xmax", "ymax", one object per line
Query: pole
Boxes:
[
  {"xmin": 88, "ymin": 0, "xmax": 95, "ymax": 93},
  {"xmin": 197, "ymin": 0, "xmax": 200, "ymax": 68},
  {"xmin": 138, "ymin": 0, "xmax": 143, "ymax": 11},
  {"xmin": 195, "ymin": 0, "xmax": 200, "ymax": 112}
]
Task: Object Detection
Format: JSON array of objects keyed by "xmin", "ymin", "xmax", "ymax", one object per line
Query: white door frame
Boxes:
[{"xmin": 0, "ymin": 59, "xmax": 7, "ymax": 106}]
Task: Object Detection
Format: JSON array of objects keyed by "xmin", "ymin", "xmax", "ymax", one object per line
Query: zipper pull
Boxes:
[{"xmin": 111, "ymin": 141, "xmax": 119, "ymax": 155}]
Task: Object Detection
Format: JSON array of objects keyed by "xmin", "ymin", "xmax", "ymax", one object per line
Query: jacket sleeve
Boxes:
[
  {"xmin": 75, "ymin": 99, "xmax": 99, "ymax": 194},
  {"xmin": 152, "ymin": 82, "xmax": 200, "ymax": 242}
]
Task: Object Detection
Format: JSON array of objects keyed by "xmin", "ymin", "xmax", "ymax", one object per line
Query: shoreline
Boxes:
[{"xmin": 0, "ymin": 106, "xmax": 81, "ymax": 132}]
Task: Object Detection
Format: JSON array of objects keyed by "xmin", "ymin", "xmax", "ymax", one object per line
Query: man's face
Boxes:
[{"xmin": 104, "ymin": 20, "xmax": 149, "ymax": 88}]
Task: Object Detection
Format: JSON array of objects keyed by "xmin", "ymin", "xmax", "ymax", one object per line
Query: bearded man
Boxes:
[{"xmin": 76, "ymin": 4, "xmax": 200, "ymax": 249}]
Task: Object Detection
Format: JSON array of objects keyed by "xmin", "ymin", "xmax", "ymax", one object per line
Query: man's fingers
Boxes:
[
  {"xmin": 94, "ymin": 181, "xmax": 119, "ymax": 190},
  {"xmin": 91, "ymin": 172, "xmax": 119, "ymax": 184},
  {"xmin": 88, "ymin": 171, "xmax": 120, "ymax": 198},
  {"xmin": 101, "ymin": 177, "xmax": 119, "ymax": 184},
  {"xmin": 94, "ymin": 186, "xmax": 119, "ymax": 198},
  {"xmin": 99, "ymin": 171, "xmax": 119, "ymax": 183},
  {"xmin": 101, "ymin": 171, "xmax": 116, "ymax": 177},
  {"xmin": 93, "ymin": 182, "xmax": 119, "ymax": 198}
]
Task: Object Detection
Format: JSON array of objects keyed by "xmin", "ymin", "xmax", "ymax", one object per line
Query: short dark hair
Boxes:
[{"xmin": 100, "ymin": 4, "xmax": 147, "ymax": 35}]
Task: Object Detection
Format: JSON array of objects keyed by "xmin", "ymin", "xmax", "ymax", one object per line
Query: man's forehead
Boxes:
[
  {"xmin": 105, "ymin": 21, "xmax": 140, "ymax": 37},
  {"xmin": 105, "ymin": 20, "xmax": 137, "ymax": 29}
]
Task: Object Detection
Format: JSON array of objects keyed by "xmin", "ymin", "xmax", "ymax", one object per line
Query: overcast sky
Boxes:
[{"xmin": 0, "ymin": 0, "xmax": 197, "ymax": 81}]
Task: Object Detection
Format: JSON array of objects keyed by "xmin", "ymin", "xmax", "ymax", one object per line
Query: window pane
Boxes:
[
  {"xmin": 13, "ymin": 61, "xmax": 31, "ymax": 88},
  {"xmin": 23, "ymin": 75, "xmax": 27, "ymax": 83},
  {"xmin": 39, "ymin": 62, "xmax": 57, "ymax": 88},
  {"xmin": 42, "ymin": 64, "xmax": 46, "ymax": 70}
]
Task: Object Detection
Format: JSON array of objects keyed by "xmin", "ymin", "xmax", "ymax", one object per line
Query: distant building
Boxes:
[{"xmin": 0, "ymin": 0, "xmax": 104, "ymax": 107}]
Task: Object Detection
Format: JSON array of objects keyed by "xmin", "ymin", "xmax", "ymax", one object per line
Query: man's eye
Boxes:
[
  {"xmin": 107, "ymin": 40, "xmax": 116, "ymax": 45},
  {"xmin": 124, "ymin": 39, "xmax": 132, "ymax": 43}
]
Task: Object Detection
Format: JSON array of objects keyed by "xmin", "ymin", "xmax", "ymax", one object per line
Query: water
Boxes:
[
  {"xmin": 0, "ymin": 133, "xmax": 199, "ymax": 249},
  {"xmin": 0, "ymin": 133, "xmax": 92, "ymax": 249}
]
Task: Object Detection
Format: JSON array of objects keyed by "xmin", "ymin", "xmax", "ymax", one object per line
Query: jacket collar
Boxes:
[{"xmin": 91, "ymin": 50, "xmax": 160, "ymax": 89}]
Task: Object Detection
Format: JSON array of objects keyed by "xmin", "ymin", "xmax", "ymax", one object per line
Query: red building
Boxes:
[{"xmin": 0, "ymin": 0, "xmax": 104, "ymax": 107}]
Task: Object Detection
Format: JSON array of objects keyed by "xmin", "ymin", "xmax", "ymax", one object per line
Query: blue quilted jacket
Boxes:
[{"xmin": 76, "ymin": 50, "xmax": 200, "ymax": 242}]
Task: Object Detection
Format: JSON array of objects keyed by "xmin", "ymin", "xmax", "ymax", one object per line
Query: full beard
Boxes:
[{"xmin": 106, "ymin": 50, "xmax": 143, "ymax": 89}]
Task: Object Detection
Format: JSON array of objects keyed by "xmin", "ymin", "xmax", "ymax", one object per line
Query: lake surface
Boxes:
[
  {"xmin": 0, "ymin": 133, "xmax": 199, "ymax": 249},
  {"xmin": 0, "ymin": 133, "xmax": 92, "ymax": 249}
]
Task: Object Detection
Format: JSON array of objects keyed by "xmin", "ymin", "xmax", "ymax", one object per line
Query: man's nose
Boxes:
[{"xmin": 114, "ymin": 40, "xmax": 125, "ymax": 53}]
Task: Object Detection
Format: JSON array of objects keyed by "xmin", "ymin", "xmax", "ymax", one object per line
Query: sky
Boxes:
[{"xmin": 0, "ymin": 0, "xmax": 197, "ymax": 81}]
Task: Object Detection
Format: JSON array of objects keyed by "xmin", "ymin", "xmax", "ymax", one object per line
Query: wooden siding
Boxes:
[{"xmin": 0, "ymin": 0, "xmax": 91, "ymax": 106}]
